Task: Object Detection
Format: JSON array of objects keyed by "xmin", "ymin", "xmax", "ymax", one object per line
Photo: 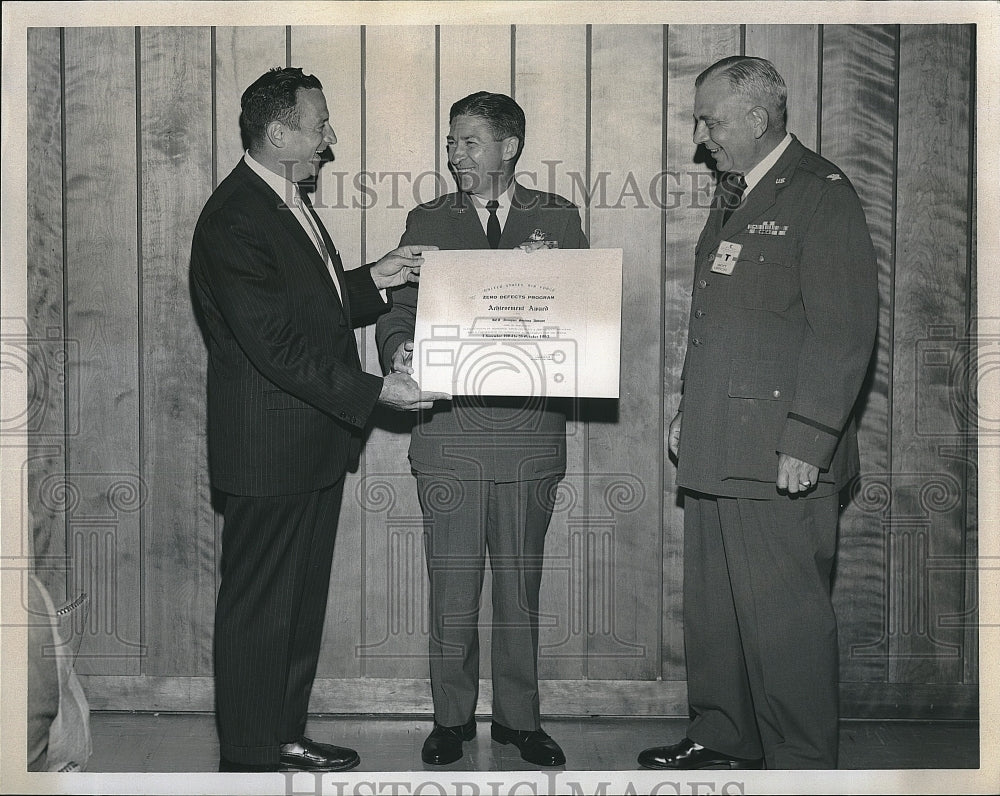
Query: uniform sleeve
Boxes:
[
  {"xmin": 778, "ymin": 184, "xmax": 878, "ymax": 468},
  {"xmin": 374, "ymin": 210, "xmax": 421, "ymax": 375},
  {"xmin": 561, "ymin": 205, "xmax": 590, "ymax": 250},
  {"xmin": 194, "ymin": 209, "xmax": 383, "ymax": 428}
]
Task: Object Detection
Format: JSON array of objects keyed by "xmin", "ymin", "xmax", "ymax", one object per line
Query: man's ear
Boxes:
[
  {"xmin": 266, "ymin": 120, "xmax": 286, "ymax": 148},
  {"xmin": 501, "ymin": 135, "xmax": 520, "ymax": 163},
  {"xmin": 748, "ymin": 106, "xmax": 770, "ymax": 139}
]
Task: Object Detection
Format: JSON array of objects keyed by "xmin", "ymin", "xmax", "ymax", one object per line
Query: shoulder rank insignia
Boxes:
[{"xmin": 826, "ymin": 173, "xmax": 842, "ymax": 181}]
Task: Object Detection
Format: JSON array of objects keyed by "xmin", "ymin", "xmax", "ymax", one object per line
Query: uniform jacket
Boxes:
[
  {"xmin": 191, "ymin": 159, "xmax": 386, "ymax": 496},
  {"xmin": 676, "ymin": 136, "xmax": 878, "ymax": 498},
  {"xmin": 376, "ymin": 183, "xmax": 588, "ymax": 481}
]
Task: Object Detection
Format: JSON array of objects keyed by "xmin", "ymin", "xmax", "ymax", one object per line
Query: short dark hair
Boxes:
[
  {"xmin": 449, "ymin": 91, "xmax": 526, "ymax": 163},
  {"xmin": 240, "ymin": 67, "xmax": 323, "ymax": 150}
]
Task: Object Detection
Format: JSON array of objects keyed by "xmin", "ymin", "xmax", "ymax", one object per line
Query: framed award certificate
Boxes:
[{"xmin": 412, "ymin": 248, "xmax": 623, "ymax": 399}]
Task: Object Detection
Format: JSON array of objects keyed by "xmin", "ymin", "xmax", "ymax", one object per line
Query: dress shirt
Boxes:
[
  {"xmin": 243, "ymin": 152, "xmax": 343, "ymax": 301},
  {"xmin": 741, "ymin": 133, "xmax": 793, "ymax": 199},
  {"xmin": 468, "ymin": 181, "xmax": 516, "ymax": 236}
]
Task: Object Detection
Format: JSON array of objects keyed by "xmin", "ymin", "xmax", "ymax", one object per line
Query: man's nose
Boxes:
[
  {"xmin": 692, "ymin": 120, "xmax": 709, "ymax": 146},
  {"xmin": 324, "ymin": 124, "xmax": 337, "ymax": 145}
]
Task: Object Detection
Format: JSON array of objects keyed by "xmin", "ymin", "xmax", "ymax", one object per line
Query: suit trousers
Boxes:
[
  {"xmin": 214, "ymin": 477, "xmax": 345, "ymax": 764},
  {"xmin": 683, "ymin": 490, "xmax": 840, "ymax": 769},
  {"xmin": 415, "ymin": 474, "xmax": 560, "ymax": 730}
]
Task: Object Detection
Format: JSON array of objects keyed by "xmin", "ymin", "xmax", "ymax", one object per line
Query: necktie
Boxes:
[
  {"xmin": 295, "ymin": 185, "xmax": 350, "ymax": 316},
  {"xmin": 486, "ymin": 199, "xmax": 501, "ymax": 249},
  {"xmin": 720, "ymin": 173, "xmax": 746, "ymax": 226}
]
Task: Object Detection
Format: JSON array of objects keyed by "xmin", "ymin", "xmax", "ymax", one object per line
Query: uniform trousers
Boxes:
[
  {"xmin": 683, "ymin": 490, "xmax": 840, "ymax": 769},
  {"xmin": 214, "ymin": 477, "xmax": 345, "ymax": 764},
  {"xmin": 415, "ymin": 474, "xmax": 560, "ymax": 730}
]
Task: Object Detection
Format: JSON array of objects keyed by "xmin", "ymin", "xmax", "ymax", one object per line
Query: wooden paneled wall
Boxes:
[{"xmin": 25, "ymin": 24, "xmax": 977, "ymax": 717}]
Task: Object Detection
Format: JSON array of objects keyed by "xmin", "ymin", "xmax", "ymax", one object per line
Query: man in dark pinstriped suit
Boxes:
[{"xmin": 190, "ymin": 67, "xmax": 446, "ymax": 773}]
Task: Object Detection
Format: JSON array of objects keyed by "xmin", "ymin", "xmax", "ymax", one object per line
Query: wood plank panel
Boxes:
[
  {"xmin": 63, "ymin": 27, "xmax": 141, "ymax": 675},
  {"xmin": 963, "ymin": 104, "xmax": 977, "ymax": 687},
  {"xmin": 821, "ymin": 24, "xmax": 898, "ymax": 684},
  {"xmin": 513, "ymin": 24, "xmax": 589, "ymax": 681},
  {"xmin": 360, "ymin": 25, "xmax": 437, "ymax": 679},
  {"xmin": 439, "ymin": 25, "xmax": 512, "ymax": 160},
  {"xmin": 662, "ymin": 24, "xmax": 742, "ymax": 680},
  {"xmin": 26, "ymin": 27, "xmax": 67, "ymax": 605},
  {"xmin": 745, "ymin": 25, "xmax": 819, "ymax": 150},
  {"xmin": 291, "ymin": 25, "xmax": 368, "ymax": 679},
  {"xmin": 139, "ymin": 26, "xmax": 215, "ymax": 677},
  {"xmin": 586, "ymin": 24, "xmax": 663, "ymax": 680},
  {"xmin": 891, "ymin": 24, "xmax": 972, "ymax": 684},
  {"xmin": 213, "ymin": 27, "xmax": 287, "ymax": 180}
]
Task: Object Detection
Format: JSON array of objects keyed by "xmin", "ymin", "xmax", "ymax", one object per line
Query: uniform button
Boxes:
[
  {"xmin": 698, "ymin": 279, "xmax": 708, "ymax": 289},
  {"xmin": 772, "ymin": 390, "xmax": 781, "ymax": 398},
  {"xmin": 692, "ymin": 338, "xmax": 702, "ymax": 347},
  {"xmin": 759, "ymin": 254, "xmax": 765, "ymax": 262},
  {"xmin": 695, "ymin": 309, "xmax": 705, "ymax": 318}
]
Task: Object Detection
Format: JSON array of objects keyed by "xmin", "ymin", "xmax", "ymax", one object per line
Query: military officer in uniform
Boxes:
[{"xmin": 637, "ymin": 56, "xmax": 878, "ymax": 769}]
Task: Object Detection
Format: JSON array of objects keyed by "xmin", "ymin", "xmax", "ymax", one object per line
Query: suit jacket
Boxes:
[
  {"xmin": 676, "ymin": 136, "xmax": 878, "ymax": 499},
  {"xmin": 376, "ymin": 184, "xmax": 589, "ymax": 482},
  {"xmin": 191, "ymin": 159, "xmax": 387, "ymax": 496}
]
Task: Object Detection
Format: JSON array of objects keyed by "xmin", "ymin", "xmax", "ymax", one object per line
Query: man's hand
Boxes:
[
  {"xmin": 391, "ymin": 340, "xmax": 414, "ymax": 375},
  {"xmin": 516, "ymin": 238, "xmax": 557, "ymax": 253},
  {"xmin": 370, "ymin": 245, "xmax": 439, "ymax": 289},
  {"xmin": 668, "ymin": 411, "xmax": 682, "ymax": 459},
  {"xmin": 776, "ymin": 453, "xmax": 820, "ymax": 495},
  {"xmin": 377, "ymin": 371, "xmax": 449, "ymax": 411}
]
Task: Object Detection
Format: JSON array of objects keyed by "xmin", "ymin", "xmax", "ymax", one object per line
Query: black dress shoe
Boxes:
[
  {"xmin": 218, "ymin": 757, "xmax": 279, "ymax": 772},
  {"xmin": 637, "ymin": 737, "xmax": 763, "ymax": 770},
  {"xmin": 421, "ymin": 718, "xmax": 477, "ymax": 765},
  {"xmin": 278, "ymin": 737, "xmax": 360, "ymax": 771},
  {"xmin": 491, "ymin": 722, "xmax": 566, "ymax": 767}
]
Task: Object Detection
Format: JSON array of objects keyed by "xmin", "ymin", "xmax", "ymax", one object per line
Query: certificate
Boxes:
[{"xmin": 412, "ymin": 248, "xmax": 623, "ymax": 398}]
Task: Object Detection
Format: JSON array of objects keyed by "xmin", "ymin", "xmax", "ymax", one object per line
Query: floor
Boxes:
[{"xmin": 85, "ymin": 712, "xmax": 979, "ymax": 772}]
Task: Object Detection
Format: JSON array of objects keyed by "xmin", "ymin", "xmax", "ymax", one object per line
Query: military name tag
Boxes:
[{"xmin": 710, "ymin": 240, "xmax": 742, "ymax": 274}]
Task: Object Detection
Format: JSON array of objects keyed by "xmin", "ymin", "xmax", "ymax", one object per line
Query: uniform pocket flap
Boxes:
[{"xmin": 728, "ymin": 360, "xmax": 793, "ymax": 400}]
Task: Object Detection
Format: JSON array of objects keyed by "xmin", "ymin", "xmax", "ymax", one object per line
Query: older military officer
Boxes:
[{"xmin": 638, "ymin": 56, "xmax": 878, "ymax": 769}]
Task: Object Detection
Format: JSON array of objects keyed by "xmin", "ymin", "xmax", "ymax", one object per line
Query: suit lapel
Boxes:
[{"xmin": 273, "ymin": 193, "xmax": 349, "ymax": 314}]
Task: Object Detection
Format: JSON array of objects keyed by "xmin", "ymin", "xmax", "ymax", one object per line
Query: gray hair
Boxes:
[{"xmin": 697, "ymin": 56, "xmax": 787, "ymax": 126}]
